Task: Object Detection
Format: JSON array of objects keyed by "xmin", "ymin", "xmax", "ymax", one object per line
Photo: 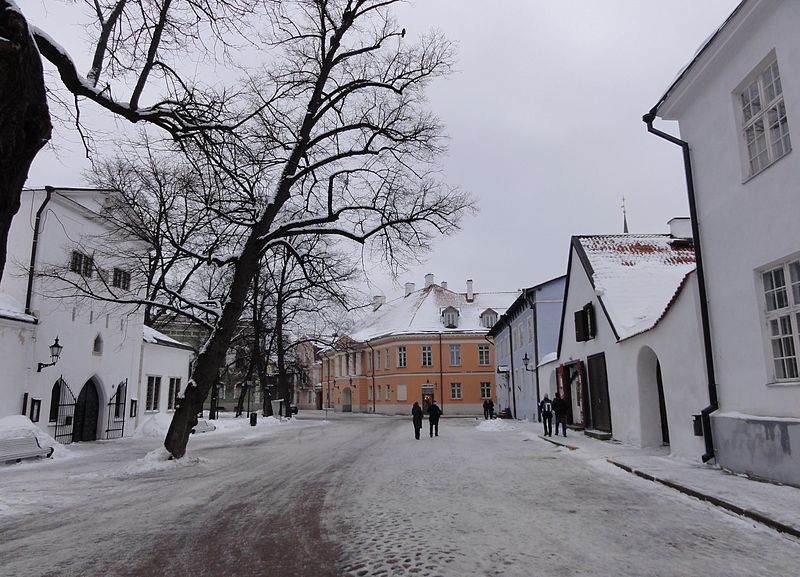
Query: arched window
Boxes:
[
  {"xmin": 49, "ymin": 379, "xmax": 62, "ymax": 423},
  {"xmin": 93, "ymin": 334, "xmax": 103, "ymax": 355}
]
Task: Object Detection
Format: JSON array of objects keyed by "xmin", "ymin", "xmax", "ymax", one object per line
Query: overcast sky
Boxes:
[{"xmin": 26, "ymin": 0, "xmax": 742, "ymax": 300}]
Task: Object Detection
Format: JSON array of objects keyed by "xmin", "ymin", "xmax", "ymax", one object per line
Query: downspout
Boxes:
[
  {"xmin": 644, "ymin": 111, "xmax": 718, "ymax": 463},
  {"xmin": 366, "ymin": 341, "xmax": 376, "ymax": 413},
  {"xmin": 526, "ymin": 289, "xmax": 542, "ymax": 421},
  {"xmin": 25, "ymin": 186, "xmax": 54, "ymax": 315},
  {"xmin": 438, "ymin": 332, "xmax": 443, "ymax": 411}
]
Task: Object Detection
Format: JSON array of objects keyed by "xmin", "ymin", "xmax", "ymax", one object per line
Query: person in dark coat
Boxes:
[
  {"xmin": 539, "ymin": 394, "xmax": 553, "ymax": 437},
  {"xmin": 428, "ymin": 400, "xmax": 442, "ymax": 437},
  {"xmin": 487, "ymin": 398, "xmax": 495, "ymax": 419},
  {"xmin": 483, "ymin": 399, "xmax": 490, "ymax": 420},
  {"xmin": 412, "ymin": 401, "xmax": 423, "ymax": 440},
  {"xmin": 552, "ymin": 392, "xmax": 567, "ymax": 437}
]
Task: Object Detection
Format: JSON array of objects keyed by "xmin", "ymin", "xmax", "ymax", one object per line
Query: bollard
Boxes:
[{"xmin": 249, "ymin": 412, "xmax": 257, "ymax": 426}]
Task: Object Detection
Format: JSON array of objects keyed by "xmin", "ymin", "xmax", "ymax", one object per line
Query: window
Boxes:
[
  {"xmin": 449, "ymin": 344, "xmax": 461, "ymax": 366},
  {"xmin": 146, "ymin": 376, "xmax": 161, "ymax": 411},
  {"xmin": 384, "ymin": 348, "xmax": 389, "ymax": 369},
  {"xmin": 762, "ymin": 260, "xmax": 800, "ymax": 381},
  {"xmin": 386, "ymin": 384, "xmax": 391, "ymax": 401},
  {"xmin": 368, "ymin": 385, "xmax": 373, "ymax": 401},
  {"xmin": 93, "ymin": 334, "xmax": 103, "ymax": 355},
  {"xmin": 69, "ymin": 251, "xmax": 93, "ymax": 277},
  {"xmin": 397, "ymin": 346, "xmax": 407, "ymax": 368},
  {"xmin": 450, "ymin": 382, "xmax": 462, "ymax": 400},
  {"xmin": 376, "ymin": 350, "xmax": 381, "ymax": 371},
  {"xmin": 574, "ymin": 303, "xmax": 596, "ymax": 342},
  {"xmin": 168, "ymin": 378, "xmax": 181, "ymax": 410},
  {"xmin": 368, "ymin": 351, "xmax": 373, "ymax": 371},
  {"xmin": 421, "ymin": 345, "xmax": 432, "ymax": 367},
  {"xmin": 397, "ymin": 384, "xmax": 407, "ymax": 401},
  {"xmin": 112, "ymin": 268, "xmax": 131, "ymax": 290},
  {"xmin": 480, "ymin": 382, "xmax": 491, "ymax": 399},
  {"xmin": 114, "ymin": 382, "xmax": 125, "ymax": 419},
  {"xmin": 481, "ymin": 309, "xmax": 497, "ymax": 328},
  {"xmin": 49, "ymin": 379, "xmax": 62, "ymax": 423},
  {"xmin": 29, "ymin": 399, "xmax": 41, "ymax": 423},
  {"xmin": 740, "ymin": 59, "xmax": 791, "ymax": 177},
  {"xmin": 130, "ymin": 399, "xmax": 138, "ymax": 418},
  {"xmin": 442, "ymin": 307, "xmax": 459, "ymax": 328},
  {"xmin": 479, "ymin": 344, "xmax": 490, "ymax": 366}
]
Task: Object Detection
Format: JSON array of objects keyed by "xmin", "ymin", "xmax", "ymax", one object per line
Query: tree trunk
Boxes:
[{"xmin": 0, "ymin": 3, "xmax": 52, "ymax": 282}]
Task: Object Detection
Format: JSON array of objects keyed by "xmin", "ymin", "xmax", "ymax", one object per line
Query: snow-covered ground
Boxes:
[{"xmin": 1, "ymin": 413, "xmax": 799, "ymax": 577}]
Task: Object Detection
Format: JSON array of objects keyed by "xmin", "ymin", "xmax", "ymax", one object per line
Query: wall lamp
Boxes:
[
  {"xmin": 522, "ymin": 353, "xmax": 534, "ymax": 372},
  {"xmin": 37, "ymin": 337, "xmax": 64, "ymax": 372}
]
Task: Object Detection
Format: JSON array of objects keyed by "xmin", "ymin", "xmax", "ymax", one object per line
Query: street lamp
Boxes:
[
  {"xmin": 522, "ymin": 353, "xmax": 534, "ymax": 372},
  {"xmin": 37, "ymin": 337, "xmax": 63, "ymax": 372}
]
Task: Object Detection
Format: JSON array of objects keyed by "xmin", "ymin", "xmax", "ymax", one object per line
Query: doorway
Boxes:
[
  {"xmin": 342, "ymin": 387, "xmax": 353, "ymax": 412},
  {"xmin": 73, "ymin": 379, "xmax": 100, "ymax": 442},
  {"xmin": 656, "ymin": 361, "xmax": 670, "ymax": 445},
  {"xmin": 586, "ymin": 353, "xmax": 612, "ymax": 433}
]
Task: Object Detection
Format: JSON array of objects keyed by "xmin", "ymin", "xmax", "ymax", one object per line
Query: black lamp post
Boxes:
[{"xmin": 37, "ymin": 337, "xmax": 63, "ymax": 372}]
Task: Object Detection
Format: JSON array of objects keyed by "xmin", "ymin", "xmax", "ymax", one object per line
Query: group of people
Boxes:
[
  {"xmin": 482, "ymin": 398, "xmax": 495, "ymax": 419},
  {"xmin": 538, "ymin": 392, "xmax": 567, "ymax": 437},
  {"xmin": 412, "ymin": 400, "xmax": 442, "ymax": 439}
]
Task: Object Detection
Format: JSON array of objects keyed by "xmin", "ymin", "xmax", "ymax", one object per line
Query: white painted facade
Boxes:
[
  {"xmin": 0, "ymin": 188, "xmax": 190, "ymax": 442},
  {"xmin": 656, "ymin": 0, "xmax": 800, "ymax": 483}
]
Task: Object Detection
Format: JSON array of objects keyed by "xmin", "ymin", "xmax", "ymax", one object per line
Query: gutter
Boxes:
[
  {"xmin": 366, "ymin": 340, "xmax": 376, "ymax": 413},
  {"xmin": 25, "ymin": 186, "xmax": 54, "ymax": 315},
  {"xmin": 643, "ymin": 111, "xmax": 718, "ymax": 463}
]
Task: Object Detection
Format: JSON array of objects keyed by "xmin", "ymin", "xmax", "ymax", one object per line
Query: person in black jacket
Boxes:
[
  {"xmin": 428, "ymin": 400, "xmax": 442, "ymax": 437},
  {"xmin": 412, "ymin": 401, "xmax": 423, "ymax": 439},
  {"xmin": 539, "ymin": 394, "xmax": 553, "ymax": 437},
  {"xmin": 552, "ymin": 392, "xmax": 567, "ymax": 437}
]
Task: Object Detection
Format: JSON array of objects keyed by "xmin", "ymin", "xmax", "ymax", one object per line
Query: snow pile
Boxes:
[
  {"xmin": 476, "ymin": 419, "xmax": 516, "ymax": 432},
  {"xmin": 0, "ymin": 415, "xmax": 71, "ymax": 460},
  {"xmin": 114, "ymin": 447, "xmax": 205, "ymax": 478},
  {"xmin": 133, "ymin": 413, "xmax": 174, "ymax": 438}
]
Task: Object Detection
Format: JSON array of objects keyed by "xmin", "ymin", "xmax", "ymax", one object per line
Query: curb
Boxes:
[
  {"xmin": 538, "ymin": 434, "xmax": 579, "ymax": 451},
  {"xmin": 607, "ymin": 458, "xmax": 800, "ymax": 540}
]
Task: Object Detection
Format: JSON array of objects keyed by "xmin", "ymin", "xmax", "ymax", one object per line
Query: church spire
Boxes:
[{"xmin": 622, "ymin": 197, "xmax": 629, "ymax": 234}]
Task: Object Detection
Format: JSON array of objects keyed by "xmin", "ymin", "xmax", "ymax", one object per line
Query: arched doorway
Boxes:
[
  {"xmin": 342, "ymin": 387, "xmax": 353, "ymax": 412},
  {"xmin": 73, "ymin": 379, "xmax": 101, "ymax": 442},
  {"xmin": 637, "ymin": 347, "xmax": 669, "ymax": 447}
]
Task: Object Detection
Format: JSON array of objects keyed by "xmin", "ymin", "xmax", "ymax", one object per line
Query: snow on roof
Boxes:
[
  {"xmin": 143, "ymin": 325, "xmax": 193, "ymax": 350},
  {"xmin": 575, "ymin": 235, "xmax": 695, "ymax": 340},
  {"xmin": 0, "ymin": 292, "xmax": 36, "ymax": 324},
  {"xmin": 348, "ymin": 284, "xmax": 519, "ymax": 342}
]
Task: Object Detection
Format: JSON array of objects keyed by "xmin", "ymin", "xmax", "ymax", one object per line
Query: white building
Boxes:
[
  {"xmin": 543, "ymin": 224, "xmax": 708, "ymax": 460},
  {"xmin": 650, "ymin": 0, "xmax": 800, "ymax": 484},
  {"xmin": 0, "ymin": 187, "xmax": 191, "ymax": 442}
]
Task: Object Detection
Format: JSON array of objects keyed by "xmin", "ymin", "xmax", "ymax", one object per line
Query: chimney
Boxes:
[
  {"xmin": 466, "ymin": 279, "xmax": 474, "ymax": 302},
  {"xmin": 424, "ymin": 273, "xmax": 435, "ymax": 288},
  {"xmin": 441, "ymin": 281, "xmax": 447, "ymax": 290},
  {"xmin": 668, "ymin": 217, "xmax": 692, "ymax": 240},
  {"xmin": 372, "ymin": 295, "xmax": 386, "ymax": 311},
  {"xmin": 404, "ymin": 282, "xmax": 415, "ymax": 296}
]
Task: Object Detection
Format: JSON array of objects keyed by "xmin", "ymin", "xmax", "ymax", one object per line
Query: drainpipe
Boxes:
[
  {"xmin": 526, "ymin": 289, "xmax": 542, "ymax": 421},
  {"xmin": 644, "ymin": 111, "xmax": 718, "ymax": 463},
  {"xmin": 366, "ymin": 341, "xmax": 376, "ymax": 413},
  {"xmin": 508, "ymin": 320, "xmax": 517, "ymax": 419},
  {"xmin": 438, "ymin": 333, "xmax": 443, "ymax": 411},
  {"xmin": 25, "ymin": 186, "xmax": 54, "ymax": 315}
]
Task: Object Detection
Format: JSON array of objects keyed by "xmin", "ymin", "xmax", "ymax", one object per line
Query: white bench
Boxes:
[
  {"xmin": 0, "ymin": 436, "xmax": 54, "ymax": 464},
  {"xmin": 190, "ymin": 419, "xmax": 216, "ymax": 434}
]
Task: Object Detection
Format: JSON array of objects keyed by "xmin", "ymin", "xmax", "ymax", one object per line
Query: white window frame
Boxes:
[
  {"xmin": 480, "ymin": 382, "xmax": 491, "ymax": 399},
  {"xmin": 450, "ymin": 382, "xmax": 462, "ymax": 400},
  {"xmin": 168, "ymin": 377, "xmax": 181, "ymax": 411},
  {"xmin": 738, "ymin": 56, "xmax": 791, "ymax": 179},
  {"xmin": 421, "ymin": 345, "xmax": 432, "ymax": 367},
  {"xmin": 761, "ymin": 259, "xmax": 800, "ymax": 383},
  {"xmin": 146, "ymin": 376, "xmax": 161, "ymax": 412},
  {"xmin": 478, "ymin": 344, "xmax": 490, "ymax": 366},
  {"xmin": 397, "ymin": 346, "xmax": 407, "ymax": 368},
  {"xmin": 397, "ymin": 384, "xmax": 407, "ymax": 401},
  {"xmin": 384, "ymin": 348, "xmax": 389, "ymax": 369},
  {"xmin": 449, "ymin": 344, "xmax": 461, "ymax": 366}
]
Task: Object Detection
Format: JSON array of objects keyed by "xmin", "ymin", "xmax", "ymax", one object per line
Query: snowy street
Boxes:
[{"xmin": 2, "ymin": 414, "xmax": 800, "ymax": 577}]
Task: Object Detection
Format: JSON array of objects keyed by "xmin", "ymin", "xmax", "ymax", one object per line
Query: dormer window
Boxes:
[
  {"xmin": 480, "ymin": 309, "xmax": 498, "ymax": 328},
  {"xmin": 442, "ymin": 306, "xmax": 459, "ymax": 328}
]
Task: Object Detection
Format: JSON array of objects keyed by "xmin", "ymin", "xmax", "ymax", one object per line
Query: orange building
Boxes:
[{"xmin": 320, "ymin": 275, "xmax": 517, "ymax": 415}]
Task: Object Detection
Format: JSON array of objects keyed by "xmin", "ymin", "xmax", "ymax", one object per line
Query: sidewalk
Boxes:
[{"xmin": 537, "ymin": 429, "xmax": 800, "ymax": 539}]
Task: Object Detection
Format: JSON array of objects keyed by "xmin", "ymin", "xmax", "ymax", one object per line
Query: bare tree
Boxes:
[{"xmin": 0, "ymin": 0, "xmax": 262, "ymax": 281}]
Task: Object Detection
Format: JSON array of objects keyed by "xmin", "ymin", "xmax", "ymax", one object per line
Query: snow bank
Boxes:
[
  {"xmin": 113, "ymin": 447, "xmax": 206, "ymax": 478},
  {"xmin": 476, "ymin": 419, "xmax": 517, "ymax": 432},
  {"xmin": 133, "ymin": 413, "xmax": 174, "ymax": 438},
  {"xmin": 0, "ymin": 415, "xmax": 71, "ymax": 460}
]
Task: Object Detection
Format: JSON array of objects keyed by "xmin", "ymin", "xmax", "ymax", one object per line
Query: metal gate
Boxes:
[
  {"xmin": 53, "ymin": 377, "xmax": 76, "ymax": 445},
  {"xmin": 105, "ymin": 379, "xmax": 127, "ymax": 439}
]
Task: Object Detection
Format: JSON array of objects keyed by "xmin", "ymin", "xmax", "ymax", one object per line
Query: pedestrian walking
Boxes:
[
  {"xmin": 539, "ymin": 394, "xmax": 553, "ymax": 436},
  {"xmin": 552, "ymin": 392, "xmax": 567, "ymax": 437},
  {"xmin": 412, "ymin": 401, "xmax": 423, "ymax": 440},
  {"xmin": 487, "ymin": 398, "xmax": 495, "ymax": 419},
  {"xmin": 483, "ymin": 399, "xmax": 490, "ymax": 420},
  {"xmin": 428, "ymin": 400, "xmax": 442, "ymax": 437}
]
